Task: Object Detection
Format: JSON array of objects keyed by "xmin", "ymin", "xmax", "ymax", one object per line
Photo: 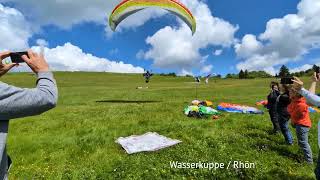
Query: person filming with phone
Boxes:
[
  {"xmin": 292, "ymin": 68, "xmax": 320, "ymax": 179},
  {"xmin": 0, "ymin": 50, "xmax": 58, "ymax": 179}
]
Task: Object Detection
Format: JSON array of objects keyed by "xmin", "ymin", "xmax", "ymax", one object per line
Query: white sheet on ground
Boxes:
[{"xmin": 116, "ymin": 132, "xmax": 181, "ymax": 154}]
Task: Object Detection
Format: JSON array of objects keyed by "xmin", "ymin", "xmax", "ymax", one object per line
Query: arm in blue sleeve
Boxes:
[{"xmin": 300, "ymin": 88, "xmax": 320, "ymax": 107}]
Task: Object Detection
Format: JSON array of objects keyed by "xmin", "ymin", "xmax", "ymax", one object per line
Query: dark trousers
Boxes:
[{"xmin": 269, "ymin": 109, "xmax": 280, "ymax": 131}]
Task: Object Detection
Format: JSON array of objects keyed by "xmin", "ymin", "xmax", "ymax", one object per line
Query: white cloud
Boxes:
[
  {"xmin": 13, "ymin": 43, "xmax": 144, "ymax": 73},
  {"xmin": 136, "ymin": 50, "xmax": 145, "ymax": 59},
  {"xmin": 0, "ymin": 3, "xmax": 147, "ymax": 73},
  {"xmin": 290, "ymin": 60, "xmax": 320, "ymax": 73},
  {"xmin": 298, "ymin": 0, "xmax": 320, "ymax": 18},
  {"xmin": 0, "ymin": 0, "xmax": 116, "ymax": 28},
  {"xmin": 141, "ymin": 0, "xmax": 238, "ymax": 72},
  {"xmin": 201, "ymin": 65, "xmax": 213, "ymax": 74},
  {"xmin": 0, "ymin": 0, "xmax": 167, "ymax": 37},
  {"xmin": 213, "ymin": 49, "xmax": 223, "ymax": 56},
  {"xmin": 36, "ymin": 39, "xmax": 49, "ymax": 47},
  {"xmin": 178, "ymin": 69, "xmax": 194, "ymax": 76},
  {"xmin": 235, "ymin": 34, "xmax": 262, "ymax": 58},
  {"xmin": 290, "ymin": 64, "xmax": 313, "ymax": 73},
  {"xmin": 0, "ymin": 4, "xmax": 31, "ymax": 51},
  {"xmin": 235, "ymin": 0, "xmax": 320, "ymax": 74}
]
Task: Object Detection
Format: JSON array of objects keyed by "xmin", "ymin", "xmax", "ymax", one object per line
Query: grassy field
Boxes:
[{"xmin": 2, "ymin": 72, "xmax": 319, "ymax": 179}]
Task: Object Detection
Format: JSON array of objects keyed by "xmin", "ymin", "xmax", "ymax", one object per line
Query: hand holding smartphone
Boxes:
[
  {"xmin": 280, "ymin": 77, "xmax": 294, "ymax": 84},
  {"xmin": 9, "ymin": 52, "xmax": 29, "ymax": 63}
]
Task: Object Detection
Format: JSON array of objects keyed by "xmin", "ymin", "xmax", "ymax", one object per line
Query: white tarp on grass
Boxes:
[{"xmin": 116, "ymin": 132, "xmax": 181, "ymax": 154}]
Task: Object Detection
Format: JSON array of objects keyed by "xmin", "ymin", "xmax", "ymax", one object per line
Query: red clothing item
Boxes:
[{"xmin": 287, "ymin": 97, "xmax": 311, "ymax": 127}]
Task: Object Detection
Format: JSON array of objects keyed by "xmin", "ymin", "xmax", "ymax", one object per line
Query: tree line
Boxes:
[
  {"xmin": 226, "ymin": 64, "xmax": 319, "ymax": 79},
  {"xmin": 158, "ymin": 64, "xmax": 318, "ymax": 79}
]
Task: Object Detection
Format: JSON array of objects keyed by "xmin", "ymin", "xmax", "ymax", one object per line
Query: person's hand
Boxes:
[
  {"xmin": 273, "ymin": 86, "xmax": 279, "ymax": 91},
  {"xmin": 292, "ymin": 76, "xmax": 303, "ymax": 91},
  {"xmin": 0, "ymin": 51, "xmax": 18, "ymax": 77},
  {"xmin": 312, "ymin": 72, "xmax": 320, "ymax": 82},
  {"xmin": 22, "ymin": 50, "xmax": 49, "ymax": 73}
]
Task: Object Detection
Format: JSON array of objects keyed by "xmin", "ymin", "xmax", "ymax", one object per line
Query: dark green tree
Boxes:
[
  {"xmin": 239, "ymin": 70, "xmax": 245, "ymax": 79},
  {"xmin": 226, "ymin": 74, "xmax": 233, "ymax": 79},
  {"xmin": 244, "ymin": 70, "xmax": 249, "ymax": 79},
  {"xmin": 279, "ymin": 65, "xmax": 290, "ymax": 78}
]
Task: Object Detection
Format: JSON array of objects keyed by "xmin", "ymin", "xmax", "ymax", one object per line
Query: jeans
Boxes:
[
  {"xmin": 316, "ymin": 150, "xmax": 320, "ymax": 180},
  {"xmin": 296, "ymin": 125, "xmax": 313, "ymax": 163},
  {"xmin": 315, "ymin": 121, "xmax": 320, "ymax": 180},
  {"xmin": 279, "ymin": 119, "xmax": 293, "ymax": 144}
]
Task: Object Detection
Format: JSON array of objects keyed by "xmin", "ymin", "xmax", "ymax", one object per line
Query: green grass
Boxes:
[{"xmin": 2, "ymin": 72, "xmax": 319, "ymax": 179}]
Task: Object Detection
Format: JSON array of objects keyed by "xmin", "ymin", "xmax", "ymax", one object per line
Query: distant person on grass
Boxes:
[
  {"xmin": 143, "ymin": 71, "xmax": 153, "ymax": 83},
  {"xmin": 288, "ymin": 86, "xmax": 313, "ymax": 164},
  {"xmin": 277, "ymin": 84, "xmax": 293, "ymax": 145},
  {"xmin": 292, "ymin": 73, "xmax": 320, "ymax": 178},
  {"xmin": 267, "ymin": 82, "xmax": 280, "ymax": 134},
  {"xmin": 0, "ymin": 50, "xmax": 58, "ymax": 179}
]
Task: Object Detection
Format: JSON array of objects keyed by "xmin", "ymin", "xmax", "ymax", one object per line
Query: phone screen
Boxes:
[
  {"xmin": 280, "ymin": 77, "xmax": 294, "ymax": 84},
  {"xmin": 9, "ymin": 52, "xmax": 28, "ymax": 63}
]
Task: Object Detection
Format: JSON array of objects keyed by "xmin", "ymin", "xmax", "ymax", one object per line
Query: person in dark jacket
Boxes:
[
  {"xmin": 143, "ymin": 71, "xmax": 153, "ymax": 83},
  {"xmin": 267, "ymin": 81, "xmax": 280, "ymax": 133},
  {"xmin": 277, "ymin": 84, "xmax": 293, "ymax": 144}
]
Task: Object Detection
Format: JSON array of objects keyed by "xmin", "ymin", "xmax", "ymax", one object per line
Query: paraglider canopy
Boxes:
[{"xmin": 109, "ymin": 0, "xmax": 197, "ymax": 35}]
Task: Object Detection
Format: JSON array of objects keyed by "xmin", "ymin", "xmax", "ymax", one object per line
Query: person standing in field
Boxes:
[
  {"xmin": 277, "ymin": 84, "xmax": 293, "ymax": 145},
  {"xmin": 0, "ymin": 50, "xmax": 58, "ymax": 179},
  {"xmin": 267, "ymin": 82, "xmax": 281, "ymax": 134},
  {"xmin": 292, "ymin": 74, "xmax": 320, "ymax": 178},
  {"xmin": 195, "ymin": 76, "xmax": 201, "ymax": 83},
  {"xmin": 205, "ymin": 74, "xmax": 211, "ymax": 84},
  {"xmin": 288, "ymin": 86, "xmax": 313, "ymax": 164},
  {"xmin": 143, "ymin": 71, "xmax": 153, "ymax": 83}
]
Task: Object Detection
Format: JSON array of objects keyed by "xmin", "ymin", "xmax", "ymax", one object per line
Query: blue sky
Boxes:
[{"xmin": 0, "ymin": 0, "xmax": 319, "ymax": 76}]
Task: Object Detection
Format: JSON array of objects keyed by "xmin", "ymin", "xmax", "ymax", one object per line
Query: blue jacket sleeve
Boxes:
[{"xmin": 300, "ymin": 88, "xmax": 320, "ymax": 107}]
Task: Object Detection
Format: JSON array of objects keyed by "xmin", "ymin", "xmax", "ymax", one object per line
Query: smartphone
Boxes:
[
  {"xmin": 9, "ymin": 52, "xmax": 29, "ymax": 63},
  {"xmin": 281, "ymin": 77, "xmax": 294, "ymax": 84}
]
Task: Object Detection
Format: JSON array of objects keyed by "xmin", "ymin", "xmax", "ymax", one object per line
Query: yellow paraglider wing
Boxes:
[{"xmin": 109, "ymin": 0, "xmax": 196, "ymax": 35}]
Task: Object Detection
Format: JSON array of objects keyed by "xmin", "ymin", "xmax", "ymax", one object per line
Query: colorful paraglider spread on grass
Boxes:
[
  {"xmin": 184, "ymin": 100, "xmax": 219, "ymax": 119},
  {"xmin": 109, "ymin": 0, "xmax": 197, "ymax": 35},
  {"xmin": 256, "ymin": 100, "xmax": 268, "ymax": 107},
  {"xmin": 217, "ymin": 103, "xmax": 264, "ymax": 114}
]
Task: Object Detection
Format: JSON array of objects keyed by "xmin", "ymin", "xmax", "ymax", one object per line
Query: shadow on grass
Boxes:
[
  {"xmin": 246, "ymin": 131, "xmax": 304, "ymax": 162},
  {"xmin": 269, "ymin": 145, "xmax": 304, "ymax": 163},
  {"xmin": 262, "ymin": 168, "xmax": 314, "ymax": 180},
  {"xmin": 245, "ymin": 131, "xmax": 275, "ymax": 142},
  {"xmin": 96, "ymin": 100, "xmax": 161, "ymax": 104}
]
